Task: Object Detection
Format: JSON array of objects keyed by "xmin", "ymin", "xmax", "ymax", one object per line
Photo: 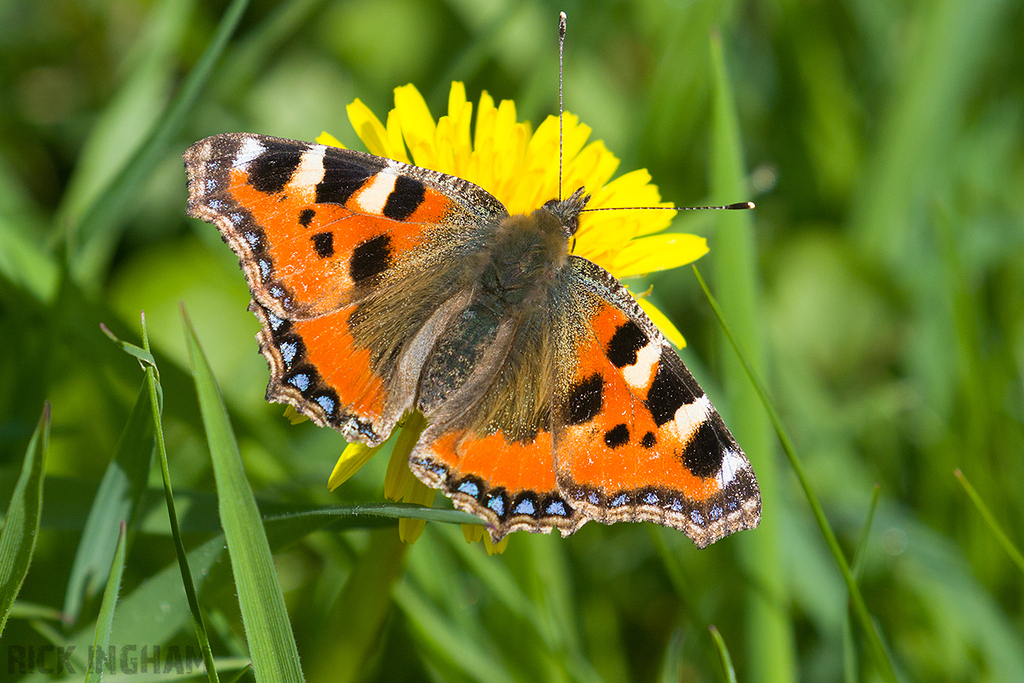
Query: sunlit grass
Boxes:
[{"xmin": 0, "ymin": 0, "xmax": 1022, "ymax": 681}]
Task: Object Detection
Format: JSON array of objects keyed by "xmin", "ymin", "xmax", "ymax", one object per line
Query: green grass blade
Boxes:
[
  {"xmin": 955, "ymin": 469, "xmax": 1024, "ymax": 576},
  {"xmin": 225, "ymin": 664, "xmax": 256, "ymax": 683},
  {"xmin": 214, "ymin": 0, "xmax": 327, "ymax": 100},
  {"xmin": 707, "ymin": 29, "xmax": 796, "ymax": 683},
  {"xmin": 270, "ymin": 503, "xmax": 481, "ymax": 526},
  {"xmin": 306, "ymin": 529, "xmax": 407, "ymax": 683},
  {"xmin": 393, "ymin": 579, "xmax": 517, "ymax": 683},
  {"xmin": 0, "ymin": 403, "xmax": 50, "ymax": 638},
  {"xmin": 844, "ymin": 484, "xmax": 881, "ymax": 683},
  {"xmin": 851, "ymin": 485, "xmax": 881, "ymax": 580},
  {"xmin": 85, "ymin": 521, "xmax": 128, "ymax": 682},
  {"xmin": 709, "ymin": 625, "xmax": 738, "ymax": 683},
  {"xmin": 100, "ymin": 322, "xmax": 158, "ymax": 367},
  {"xmin": 0, "ymin": 219, "xmax": 59, "ymax": 304},
  {"xmin": 656, "ymin": 629, "xmax": 686, "ymax": 683},
  {"xmin": 6, "ymin": 601, "xmax": 63, "ymax": 623},
  {"xmin": 62, "ymin": 382, "xmax": 153, "ymax": 624},
  {"xmin": 56, "ymin": 0, "xmax": 195, "ymax": 231},
  {"xmin": 693, "ymin": 265, "xmax": 900, "ymax": 683},
  {"xmin": 67, "ymin": 0, "xmax": 250, "ymax": 291},
  {"xmin": 184, "ymin": 309, "xmax": 304, "ymax": 683},
  {"xmin": 18, "ymin": 535, "xmax": 229, "ymax": 683},
  {"xmin": 141, "ymin": 316, "xmax": 220, "ymax": 682},
  {"xmin": 0, "ymin": 158, "xmax": 59, "ymax": 303}
]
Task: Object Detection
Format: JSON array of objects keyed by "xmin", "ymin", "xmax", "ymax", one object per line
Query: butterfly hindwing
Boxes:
[
  {"xmin": 184, "ymin": 133, "xmax": 507, "ymax": 443},
  {"xmin": 408, "ymin": 299, "xmax": 585, "ymax": 539},
  {"xmin": 551, "ymin": 257, "xmax": 761, "ymax": 548}
]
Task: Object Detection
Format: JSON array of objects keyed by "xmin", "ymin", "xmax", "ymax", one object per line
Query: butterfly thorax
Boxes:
[
  {"xmin": 473, "ymin": 188, "xmax": 589, "ymax": 309},
  {"xmin": 415, "ymin": 199, "xmax": 579, "ymax": 420},
  {"xmin": 479, "ymin": 210, "xmax": 568, "ymax": 309}
]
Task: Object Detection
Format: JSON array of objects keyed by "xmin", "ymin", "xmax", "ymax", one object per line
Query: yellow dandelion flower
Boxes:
[{"xmin": 326, "ymin": 82, "xmax": 710, "ymax": 546}]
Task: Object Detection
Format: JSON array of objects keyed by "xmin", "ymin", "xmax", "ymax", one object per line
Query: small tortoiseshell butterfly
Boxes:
[
  {"xmin": 183, "ymin": 131, "xmax": 760, "ymax": 547},
  {"xmin": 184, "ymin": 29, "xmax": 761, "ymax": 546}
]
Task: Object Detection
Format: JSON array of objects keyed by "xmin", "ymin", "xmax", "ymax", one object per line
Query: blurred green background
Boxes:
[{"xmin": 1, "ymin": 0, "xmax": 1022, "ymax": 680}]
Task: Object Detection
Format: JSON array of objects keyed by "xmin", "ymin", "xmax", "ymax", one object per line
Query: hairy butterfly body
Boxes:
[{"xmin": 184, "ymin": 132, "xmax": 760, "ymax": 546}]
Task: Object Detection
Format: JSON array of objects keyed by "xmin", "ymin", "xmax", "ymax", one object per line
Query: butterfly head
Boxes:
[{"xmin": 542, "ymin": 187, "xmax": 590, "ymax": 238}]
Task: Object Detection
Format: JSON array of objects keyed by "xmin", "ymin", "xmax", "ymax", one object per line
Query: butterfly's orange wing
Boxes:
[
  {"xmin": 550, "ymin": 257, "xmax": 760, "ymax": 547},
  {"xmin": 184, "ymin": 133, "xmax": 505, "ymax": 444}
]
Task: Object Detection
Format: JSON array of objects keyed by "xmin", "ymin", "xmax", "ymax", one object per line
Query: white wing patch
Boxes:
[
  {"xmin": 717, "ymin": 448, "xmax": 747, "ymax": 487},
  {"xmin": 288, "ymin": 146, "xmax": 326, "ymax": 202},
  {"xmin": 234, "ymin": 137, "xmax": 265, "ymax": 169},
  {"xmin": 355, "ymin": 170, "xmax": 398, "ymax": 215},
  {"xmin": 622, "ymin": 342, "xmax": 660, "ymax": 390},
  {"xmin": 669, "ymin": 394, "xmax": 711, "ymax": 438}
]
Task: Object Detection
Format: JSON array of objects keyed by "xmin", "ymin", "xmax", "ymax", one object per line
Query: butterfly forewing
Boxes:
[{"xmin": 185, "ymin": 133, "xmax": 504, "ymax": 443}]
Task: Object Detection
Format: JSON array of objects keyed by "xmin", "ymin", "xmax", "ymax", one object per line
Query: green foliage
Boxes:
[
  {"xmin": 0, "ymin": 405, "xmax": 49, "ymax": 637},
  {"xmin": 186, "ymin": 311, "xmax": 304, "ymax": 682},
  {"xmin": 1, "ymin": 0, "xmax": 1022, "ymax": 680}
]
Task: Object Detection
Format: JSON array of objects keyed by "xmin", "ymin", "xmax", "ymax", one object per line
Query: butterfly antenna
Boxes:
[
  {"xmin": 558, "ymin": 11, "xmax": 567, "ymax": 202},
  {"xmin": 557, "ymin": 12, "xmax": 753, "ymax": 215},
  {"xmin": 582, "ymin": 201, "xmax": 756, "ymax": 212}
]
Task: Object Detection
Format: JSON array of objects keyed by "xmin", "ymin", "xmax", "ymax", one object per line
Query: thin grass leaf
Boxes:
[
  {"xmin": 270, "ymin": 503, "xmax": 480, "ymax": 525},
  {"xmin": 394, "ymin": 579, "xmax": 517, "ymax": 683},
  {"xmin": 214, "ymin": 0, "xmax": 328, "ymax": 100},
  {"xmin": 709, "ymin": 625, "xmax": 738, "ymax": 683},
  {"xmin": 68, "ymin": 0, "xmax": 250, "ymax": 291},
  {"xmin": 184, "ymin": 309, "xmax": 304, "ymax": 683},
  {"xmin": 851, "ymin": 485, "xmax": 881, "ymax": 579},
  {"xmin": 63, "ymin": 383, "xmax": 153, "ymax": 624},
  {"xmin": 6, "ymin": 601, "xmax": 63, "ymax": 622},
  {"xmin": 141, "ymin": 316, "xmax": 219, "ymax": 683},
  {"xmin": 225, "ymin": 664, "xmax": 255, "ymax": 683},
  {"xmin": 693, "ymin": 265, "xmax": 900, "ymax": 683},
  {"xmin": 656, "ymin": 629, "xmax": 686, "ymax": 683},
  {"xmin": 0, "ymin": 217, "xmax": 58, "ymax": 303},
  {"xmin": 707, "ymin": 30, "xmax": 796, "ymax": 683},
  {"xmin": 0, "ymin": 156, "xmax": 59, "ymax": 302},
  {"xmin": 844, "ymin": 484, "xmax": 881, "ymax": 683},
  {"xmin": 101, "ymin": 322, "xmax": 157, "ymax": 367},
  {"xmin": 306, "ymin": 529, "xmax": 406, "ymax": 683},
  {"xmin": 86, "ymin": 521, "xmax": 128, "ymax": 682},
  {"xmin": 56, "ymin": 0, "xmax": 195, "ymax": 230},
  {"xmin": 955, "ymin": 469, "xmax": 1024, "ymax": 576},
  {"xmin": 140, "ymin": 497, "xmax": 415, "ymax": 544},
  {"xmin": 440, "ymin": 523, "xmax": 533, "ymax": 622},
  {"xmin": 0, "ymin": 403, "xmax": 49, "ymax": 637}
]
